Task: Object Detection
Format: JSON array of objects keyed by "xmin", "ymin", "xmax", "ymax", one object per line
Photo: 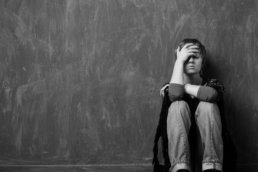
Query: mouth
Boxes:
[{"xmin": 187, "ymin": 65, "xmax": 195, "ymax": 68}]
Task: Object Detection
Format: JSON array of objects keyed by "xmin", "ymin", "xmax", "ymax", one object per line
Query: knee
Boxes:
[
  {"xmin": 169, "ymin": 100, "xmax": 188, "ymax": 111},
  {"xmin": 196, "ymin": 101, "xmax": 220, "ymax": 121},
  {"xmin": 168, "ymin": 101, "xmax": 190, "ymax": 117},
  {"xmin": 196, "ymin": 101, "xmax": 222, "ymax": 132},
  {"xmin": 197, "ymin": 101, "xmax": 218, "ymax": 114}
]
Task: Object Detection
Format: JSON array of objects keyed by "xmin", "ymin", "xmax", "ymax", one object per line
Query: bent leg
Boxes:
[
  {"xmin": 167, "ymin": 101, "xmax": 192, "ymax": 172},
  {"xmin": 195, "ymin": 102, "xmax": 223, "ymax": 172}
]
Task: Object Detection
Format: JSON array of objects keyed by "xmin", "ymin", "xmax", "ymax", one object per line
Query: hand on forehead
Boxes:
[{"xmin": 183, "ymin": 43, "xmax": 200, "ymax": 49}]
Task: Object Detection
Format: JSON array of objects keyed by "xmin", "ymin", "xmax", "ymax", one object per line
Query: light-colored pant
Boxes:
[{"xmin": 167, "ymin": 101, "xmax": 223, "ymax": 172}]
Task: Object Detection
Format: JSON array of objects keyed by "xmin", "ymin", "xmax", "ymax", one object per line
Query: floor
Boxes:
[
  {"xmin": 0, "ymin": 164, "xmax": 152, "ymax": 172},
  {"xmin": 1, "ymin": 164, "xmax": 258, "ymax": 172}
]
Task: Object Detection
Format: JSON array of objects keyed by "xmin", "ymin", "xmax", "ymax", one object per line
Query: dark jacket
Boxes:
[{"xmin": 152, "ymin": 79, "xmax": 237, "ymax": 172}]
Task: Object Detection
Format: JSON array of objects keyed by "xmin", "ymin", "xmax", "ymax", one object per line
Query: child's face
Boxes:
[{"xmin": 183, "ymin": 48, "xmax": 203, "ymax": 76}]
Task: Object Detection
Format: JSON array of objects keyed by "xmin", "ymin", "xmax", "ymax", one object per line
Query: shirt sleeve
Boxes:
[
  {"xmin": 168, "ymin": 83, "xmax": 184, "ymax": 102},
  {"xmin": 197, "ymin": 86, "xmax": 219, "ymax": 102}
]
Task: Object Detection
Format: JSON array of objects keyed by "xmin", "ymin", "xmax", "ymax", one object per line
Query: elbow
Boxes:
[
  {"xmin": 168, "ymin": 93, "xmax": 184, "ymax": 102},
  {"xmin": 168, "ymin": 83, "xmax": 184, "ymax": 102},
  {"xmin": 197, "ymin": 87, "xmax": 220, "ymax": 103},
  {"xmin": 206, "ymin": 93, "xmax": 218, "ymax": 102},
  {"xmin": 204, "ymin": 90, "xmax": 219, "ymax": 103}
]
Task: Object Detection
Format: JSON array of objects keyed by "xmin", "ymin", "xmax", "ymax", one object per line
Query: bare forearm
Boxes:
[
  {"xmin": 184, "ymin": 84, "xmax": 200, "ymax": 97},
  {"xmin": 170, "ymin": 60, "xmax": 184, "ymax": 85}
]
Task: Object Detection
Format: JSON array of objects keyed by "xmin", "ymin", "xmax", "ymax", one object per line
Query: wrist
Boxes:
[
  {"xmin": 184, "ymin": 83, "xmax": 190, "ymax": 91},
  {"xmin": 175, "ymin": 59, "xmax": 185, "ymax": 65}
]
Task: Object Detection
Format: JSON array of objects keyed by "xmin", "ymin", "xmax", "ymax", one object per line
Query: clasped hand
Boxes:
[{"xmin": 160, "ymin": 84, "xmax": 169, "ymax": 97}]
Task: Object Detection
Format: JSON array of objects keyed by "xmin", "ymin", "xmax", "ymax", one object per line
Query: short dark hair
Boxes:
[{"xmin": 175, "ymin": 38, "xmax": 206, "ymax": 64}]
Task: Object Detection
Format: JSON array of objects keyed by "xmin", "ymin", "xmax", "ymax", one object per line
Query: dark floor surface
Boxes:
[
  {"xmin": 0, "ymin": 164, "xmax": 258, "ymax": 172},
  {"xmin": 0, "ymin": 164, "xmax": 152, "ymax": 172}
]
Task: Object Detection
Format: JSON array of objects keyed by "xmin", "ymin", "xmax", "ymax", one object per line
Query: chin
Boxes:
[{"xmin": 185, "ymin": 71, "xmax": 199, "ymax": 76}]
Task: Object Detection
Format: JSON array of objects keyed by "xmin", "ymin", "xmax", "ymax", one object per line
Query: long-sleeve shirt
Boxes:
[
  {"xmin": 168, "ymin": 83, "xmax": 220, "ymax": 103},
  {"xmin": 168, "ymin": 82, "xmax": 221, "ymax": 116}
]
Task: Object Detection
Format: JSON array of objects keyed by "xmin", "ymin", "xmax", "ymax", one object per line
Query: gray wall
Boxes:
[{"xmin": 0, "ymin": 0, "xmax": 258, "ymax": 168}]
